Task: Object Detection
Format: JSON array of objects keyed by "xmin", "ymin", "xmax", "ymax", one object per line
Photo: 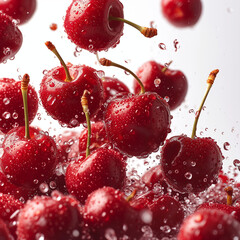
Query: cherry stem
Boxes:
[
  {"xmin": 126, "ymin": 189, "xmax": 137, "ymax": 202},
  {"xmin": 109, "ymin": 16, "xmax": 157, "ymax": 38},
  {"xmin": 191, "ymin": 69, "xmax": 219, "ymax": 139},
  {"xmin": 21, "ymin": 74, "xmax": 30, "ymax": 139},
  {"xmin": 162, "ymin": 60, "xmax": 173, "ymax": 73},
  {"xmin": 81, "ymin": 90, "xmax": 91, "ymax": 158},
  {"xmin": 224, "ymin": 186, "xmax": 233, "ymax": 206},
  {"xmin": 99, "ymin": 58, "xmax": 145, "ymax": 94},
  {"xmin": 45, "ymin": 41, "xmax": 72, "ymax": 82}
]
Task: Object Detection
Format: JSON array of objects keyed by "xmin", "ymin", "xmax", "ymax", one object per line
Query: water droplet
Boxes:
[
  {"xmin": 185, "ymin": 172, "xmax": 192, "ymax": 180},
  {"xmin": 233, "ymin": 159, "xmax": 240, "ymax": 167},
  {"xmin": 3, "ymin": 98, "xmax": 10, "ymax": 105},
  {"xmin": 2, "ymin": 112, "xmax": 11, "ymax": 119},
  {"xmin": 164, "ymin": 96, "xmax": 170, "ymax": 102},
  {"xmin": 158, "ymin": 43, "xmax": 166, "ymax": 50},
  {"xmin": 39, "ymin": 183, "xmax": 49, "ymax": 193},
  {"xmin": 173, "ymin": 39, "xmax": 180, "ymax": 52},
  {"xmin": 223, "ymin": 142, "xmax": 230, "ymax": 151},
  {"xmin": 12, "ymin": 112, "xmax": 18, "ymax": 119},
  {"xmin": 154, "ymin": 78, "xmax": 161, "ymax": 87}
]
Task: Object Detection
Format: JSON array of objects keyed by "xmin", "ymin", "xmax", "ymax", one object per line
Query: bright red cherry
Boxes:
[
  {"xmin": 0, "ymin": 78, "xmax": 38, "ymax": 134},
  {"xmin": 94, "ymin": 76, "xmax": 130, "ymax": 121},
  {"xmin": 40, "ymin": 42, "xmax": 104, "ymax": 127},
  {"xmin": 66, "ymin": 147, "xmax": 126, "ymax": 204},
  {"xmin": 17, "ymin": 193, "xmax": 83, "ymax": 240},
  {"xmin": 100, "ymin": 58, "xmax": 171, "ymax": 157},
  {"xmin": 161, "ymin": 70, "xmax": 223, "ymax": 193},
  {"xmin": 178, "ymin": 209, "xmax": 240, "ymax": 240},
  {"xmin": 161, "ymin": 0, "xmax": 202, "ymax": 27},
  {"xmin": 64, "ymin": 0, "xmax": 157, "ymax": 52},
  {"xmin": 84, "ymin": 186, "xmax": 143, "ymax": 239},
  {"xmin": 0, "ymin": 218, "xmax": 11, "ymax": 240},
  {"xmin": 0, "ymin": 0, "xmax": 37, "ymax": 25},
  {"xmin": 134, "ymin": 60, "xmax": 188, "ymax": 110},
  {"xmin": 0, "ymin": 12, "xmax": 23, "ymax": 63}
]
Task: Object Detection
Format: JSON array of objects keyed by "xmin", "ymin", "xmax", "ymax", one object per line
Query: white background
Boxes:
[{"xmin": 0, "ymin": 0, "xmax": 240, "ymax": 174}]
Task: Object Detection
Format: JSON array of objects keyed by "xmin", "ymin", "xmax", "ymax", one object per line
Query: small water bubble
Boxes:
[
  {"xmin": 158, "ymin": 43, "xmax": 166, "ymax": 50},
  {"xmin": 12, "ymin": 112, "xmax": 18, "ymax": 119},
  {"xmin": 42, "ymin": 69, "xmax": 48, "ymax": 75},
  {"xmin": 72, "ymin": 230, "xmax": 80, "ymax": 238},
  {"xmin": 154, "ymin": 78, "xmax": 161, "ymax": 87},
  {"xmin": 2, "ymin": 112, "xmax": 11, "ymax": 119},
  {"xmin": 3, "ymin": 98, "xmax": 10, "ymax": 105},
  {"xmin": 185, "ymin": 172, "xmax": 192, "ymax": 180},
  {"xmin": 233, "ymin": 159, "xmax": 240, "ymax": 167},
  {"xmin": 3, "ymin": 47, "xmax": 11, "ymax": 56},
  {"xmin": 164, "ymin": 96, "xmax": 170, "ymax": 102},
  {"xmin": 33, "ymin": 179, "xmax": 39, "ymax": 185},
  {"xmin": 124, "ymin": 71, "xmax": 130, "ymax": 76},
  {"xmin": 105, "ymin": 228, "xmax": 117, "ymax": 240},
  {"xmin": 39, "ymin": 183, "xmax": 49, "ymax": 193},
  {"xmin": 223, "ymin": 142, "xmax": 231, "ymax": 151},
  {"xmin": 173, "ymin": 39, "xmax": 180, "ymax": 52}
]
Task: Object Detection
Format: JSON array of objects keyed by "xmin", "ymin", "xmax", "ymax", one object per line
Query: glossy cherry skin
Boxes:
[
  {"xmin": 0, "ymin": 78, "xmax": 38, "ymax": 134},
  {"xmin": 178, "ymin": 209, "xmax": 240, "ymax": 240},
  {"xmin": 0, "ymin": 193, "xmax": 24, "ymax": 237},
  {"xmin": 17, "ymin": 193, "xmax": 83, "ymax": 240},
  {"xmin": 66, "ymin": 147, "xmax": 126, "ymax": 204},
  {"xmin": 160, "ymin": 135, "xmax": 223, "ymax": 193},
  {"xmin": 0, "ymin": 0, "xmax": 37, "ymax": 24},
  {"xmin": 0, "ymin": 127, "xmax": 58, "ymax": 189},
  {"xmin": 40, "ymin": 64, "xmax": 104, "ymax": 128},
  {"xmin": 64, "ymin": 0, "xmax": 124, "ymax": 52},
  {"xmin": 94, "ymin": 77, "xmax": 130, "ymax": 121},
  {"xmin": 134, "ymin": 61, "xmax": 188, "ymax": 110},
  {"xmin": 84, "ymin": 186, "xmax": 143, "ymax": 239},
  {"xmin": 131, "ymin": 191, "xmax": 184, "ymax": 238},
  {"xmin": 0, "ymin": 218, "xmax": 11, "ymax": 240},
  {"xmin": 161, "ymin": 0, "xmax": 202, "ymax": 27},
  {"xmin": 104, "ymin": 92, "xmax": 171, "ymax": 157},
  {"xmin": 78, "ymin": 121, "xmax": 108, "ymax": 153},
  {"xmin": 0, "ymin": 12, "xmax": 23, "ymax": 63}
]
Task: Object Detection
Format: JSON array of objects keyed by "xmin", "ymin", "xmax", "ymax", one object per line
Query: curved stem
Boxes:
[
  {"xmin": 21, "ymin": 74, "xmax": 30, "ymax": 139},
  {"xmin": 81, "ymin": 90, "xmax": 91, "ymax": 157},
  {"xmin": 126, "ymin": 189, "xmax": 137, "ymax": 202},
  {"xmin": 191, "ymin": 69, "xmax": 219, "ymax": 139},
  {"xmin": 45, "ymin": 41, "xmax": 72, "ymax": 82},
  {"xmin": 109, "ymin": 16, "xmax": 157, "ymax": 38},
  {"xmin": 99, "ymin": 58, "xmax": 145, "ymax": 94}
]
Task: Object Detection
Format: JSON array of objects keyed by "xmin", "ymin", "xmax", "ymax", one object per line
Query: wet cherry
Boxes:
[{"xmin": 0, "ymin": 218, "xmax": 11, "ymax": 240}]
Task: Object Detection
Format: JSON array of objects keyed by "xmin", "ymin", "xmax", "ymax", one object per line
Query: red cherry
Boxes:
[
  {"xmin": 134, "ymin": 60, "xmax": 188, "ymax": 110},
  {"xmin": 0, "ymin": 218, "xmax": 11, "ymax": 240},
  {"xmin": 161, "ymin": 0, "xmax": 202, "ymax": 27},
  {"xmin": 0, "ymin": 126, "xmax": 58, "ymax": 188},
  {"xmin": 78, "ymin": 121, "xmax": 108, "ymax": 153},
  {"xmin": 84, "ymin": 186, "xmax": 143, "ymax": 239},
  {"xmin": 66, "ymin": 147, "xmax": 126, "ymax": 204},
  {"xmin": 178, "ymin": 209, "xmax": 240, "ymax": 240},
  {"xmin": 17, "ymin": 193, "xmax": 83, "ymax": 240},
  {"xmin": 94, "ymin": 76, "xmax": 130, "ymax": 121},
  {"xmin": 0, "ymin": 0, "xmax": 36, "ymax": 24},
  {"xmin": 0, "ymin": 12, "xmax": 23, "ymax": 63},
  {"xmin": 131, "ymin": 191, "xmax": 184, "ymax": 238},
  {"xmin": 0, "ymin": 78, "xmax": 38, "ymax": 134},
  {"xmin": 40, "ymin": 42, "xmax": 104, "ymax": 127},
  {"xmin": 0, "ymin": 193, "xmax": 24, "ymax": 237},
  {"xmin": 105, "ymin": 92, "xmax": 170, "ymax": 157}
]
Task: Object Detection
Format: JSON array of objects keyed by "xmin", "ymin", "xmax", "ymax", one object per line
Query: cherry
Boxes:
[
  {"xmin": 0, "ymin": 75, "xmax": 58, "ymax": 189},
  {"xmin": 131, "ymin": 191, "xmax": 184, "ymax": 238},
  {"xmin": 17, "ymin": 192, "xmax": 84, "ymax": 240},
  {"xmin": 100, "ymin": 58, "xmax": 171, "ymax": 157},
  {"xmin": 94, "ymin": 76, "xmax": 130, "ymax": 121},
  {"xmin": 161, "ymin": 70, "xmax": 223, "ymax": 193},
  {"xmin": 0, "ymin": 218, "xmax": 11, "ymax": 240},
  {"xmin": 84, "ymin": 186, "xmax": 143, "ymax": 239},
  {"xmin": 161, "ymin": 0, "xmax": 202, "ymax": 27},
  {"xmin": 0, "ymin": 12, "xmax": 23, "ymax": 63},
  {"xmin": 0, "ymin": 78, "xmax": 38, "ymax": 134},
  {"xmin": 134, "ymin": 60, "xmax": 188, "ymax": 110},
  {"xmin": 0, "ymin": 0, "xmax": 37, "ymax": 25},
  {"xmin": 64, "ymin": 0, "xmax": 157, "ymax": 52},
  {"xmin": 178, "ymin": 209, "xmax": 240, "ymax": 240},
  {"xmin": 40, "ymin": 42, "xmax": 104, "ymax": 127},
  {"xmin": 0, "ymin": 193, "xmax": 24, "ymax": 237}
]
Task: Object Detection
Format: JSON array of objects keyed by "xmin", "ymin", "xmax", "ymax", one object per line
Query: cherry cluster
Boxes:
[{"xmin": 0, "ymin": 0, "xmax": 239, "ymax": 240}]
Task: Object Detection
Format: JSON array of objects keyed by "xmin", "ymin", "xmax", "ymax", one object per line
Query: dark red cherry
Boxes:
[
  {"xmin": 0, "ymin": 12, "xmax": 23, "ymax": 63},
  {"xmin": 66, "ymin": 147, "xmax": 126, "ymax": 204},
  {"xmin": 0, "ymin": 126, "xmax": 58, "ymax": 189},
  {"xmin": 134, "ymin": 61, "xmax": 188, "ymax": 110},
  {"xmin": 78, "ymin": 121, "xmax": 108, "ymax": 153},
  {"xmin": 94, "ymin": 76, "xmax": 130, "ymax": 121},
  {"xmin": 0, "ymin": 218, "xmax": 11, "ymax": 240},
  {"xmin": 131, "ymin": 191, "xmax": 184, "ymax": 238},
  {"xmin": 0, "ymin": 78, "xmax": 38, "ymax": 134},
  {"xmin": 0, "ymin": 0, "xmax": 37, "ymax": 24},
  {"xmin": 64, "ymin": 0, "xmax": 124, "ymax": 52},
  {"xmin": 0, "ymin": 193, "xmax": 24, "ymax": 237},
  {"xmin": 178, "ymin": 209, "xmax": 240, "ymax": 240},
  {"xmin": 84, "ymin": 186, "xmax": 143, "ymax": 239},
  {"xmin": 17, "ymin": 193, "xmax": 83, "ymax": 240},
  {"xmin": 161, "ymin": 135, "xmax": 223, "ymax": 193},
  {"xmin": 161, "ymin": 0, "xmax": 202, "ymax": 27},
  {"xmin": 104, "ymin": 92, "xmax": 171, "ymax": 157}
]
